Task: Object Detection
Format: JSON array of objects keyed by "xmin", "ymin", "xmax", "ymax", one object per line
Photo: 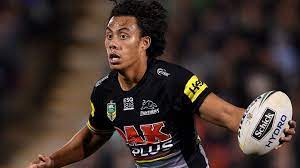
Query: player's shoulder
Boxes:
[
  {"xmin": 152, "ymin": 59, "xmax": 193, "ymax": 79},
  {"xmin": 94, "ymin": 71, "xmax": 117, "ymax": 88}
]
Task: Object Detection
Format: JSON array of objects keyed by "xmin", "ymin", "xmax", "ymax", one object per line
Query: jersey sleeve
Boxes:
[
  {"xmin": 86, "ymin": 87, "xmax": 115, "ymax": 135},
  {"xmin": 175, "ymin": 67, "xmax": 211, "ymax": 112}
]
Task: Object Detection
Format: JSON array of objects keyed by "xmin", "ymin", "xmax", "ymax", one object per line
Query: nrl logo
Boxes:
[{"xmin": 107, "ymin": 100, "xmax": 116, "ymax": 121}]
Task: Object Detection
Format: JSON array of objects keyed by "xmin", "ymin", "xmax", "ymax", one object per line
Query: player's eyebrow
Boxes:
[{"xmin": 106, "ymin": 27, "xmax": 131, "ymax": 32}]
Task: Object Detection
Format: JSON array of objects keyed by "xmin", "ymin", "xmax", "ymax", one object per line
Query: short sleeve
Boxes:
[
  {"xmin": 182, "ymin": 74, "xmax": 211, "ymax": 110},
  {"xmin": 86, "ymin": 87, "xmax": 115, "ymax": 134},
  {"xmin": 173, "ymin": 67, "xmax": 211, "ymax": 112}
]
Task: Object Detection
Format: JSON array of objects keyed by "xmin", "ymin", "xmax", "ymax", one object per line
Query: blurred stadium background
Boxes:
[{"xmin": 0, "ymin": 0, "xmax": 299, "ymax": 167}]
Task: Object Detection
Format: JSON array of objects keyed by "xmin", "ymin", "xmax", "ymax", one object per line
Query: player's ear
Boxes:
[{"xmin": 141, "ymin": 36, "xmax": 151, "ymax": 50}]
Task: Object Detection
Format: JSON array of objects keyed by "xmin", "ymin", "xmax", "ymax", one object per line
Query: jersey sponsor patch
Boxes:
[
  {"xmin": 184, "ymin": 75, "xmax": 207, "ymax": 102},
  {"xmin": 157, "ymin": 68, "xmax": 170, "ymax": 77},
  {"xmin": 123, "ymin": 97, "xmax": 134, "ymax": 111},
  {"xmin": 115, "ymin": 121, "xmax": 173, "ymax": 157}
]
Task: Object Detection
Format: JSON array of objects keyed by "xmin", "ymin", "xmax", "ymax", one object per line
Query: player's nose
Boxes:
[{"xmin": 108, "ymin": 38, "xmax": 119, "ymax": 50}]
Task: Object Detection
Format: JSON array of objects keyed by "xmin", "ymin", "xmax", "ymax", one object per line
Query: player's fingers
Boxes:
[
  {"xmin": 30, "ymin": 161, "xmax": 38, "ymax": 165},
  {"xmin": 275, "ymin": 144, "xmax": 282, "ymax": 150},
  {"xmin": 29, "ymin": 157, "xmax": 42, "ymax": 168},
  {"xmin": 38, "ymin": 154, "xmax": 47, "ymax": 162},
  {"xmin": 27, "ymin": 164, "xmax": 37, "ymax": 168},
  {"xmin": 28, "ymin": 162, "xmax": 45, "ymax": 168},
  {"xmin": 36, "ymin": 162, "xmax": 47, "ymax": 168},
  {"xmin": 284, "ymin": 128, "xmax": 296, "ymax": 135},
  {"xmin": 280, "ymin": 135, "xmax": 292, "ymax": 143},
  {"xmin": 31, "ymin": 158, "xmax": 42, "ymax": 164},
  {"xmin": 37, "ymin": 154, "xmax": 53, "ymax": 167},
  {"xmin": 288, "ymin": 120, "xmax": 296, "ymax": 128},
  {"xmin": 40, "ymin": 163, "xmax": 47, "ymax": 167}
]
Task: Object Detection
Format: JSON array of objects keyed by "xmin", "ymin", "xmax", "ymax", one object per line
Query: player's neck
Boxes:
[{"xmin": 117, "ymin": 56, "xmax": 148, "ymax": 91}]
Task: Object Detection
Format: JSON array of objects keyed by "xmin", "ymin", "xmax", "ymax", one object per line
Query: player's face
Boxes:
[{"xmin": 105, "ymin": 16, "xmax": 149, "ymax": 71}]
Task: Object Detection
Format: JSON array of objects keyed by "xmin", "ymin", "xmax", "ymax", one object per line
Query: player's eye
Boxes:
[
  {"xmin": 120, "ymin": 34, "xmax": 129, "ymax": 40},
  {"xmin": 106, "ymin": 34, "xmax": 113, "ymax": 40}
]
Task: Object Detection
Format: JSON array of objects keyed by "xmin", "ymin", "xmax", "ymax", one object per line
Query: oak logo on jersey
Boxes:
[
  {"xmin": 140, "ymin": 100, "xmax": 159, "ymax": 116},
  {"xmin": 184, "ymin": 75, "xmax": 207, "ymax": 102},
  {"xmin": 107, "ymin": 100, "xmax": 116, "ymax": 121},
  {"xmin": 115, "ymin": 121, "xmax": 173, "ymax": 157},
  {"xmin": 123, "ymin": 97, "xmax": 134, "ymax": 111},
  {"xmin": 157, "ymin": 68, "xmax": 170, "ymax": 77}
]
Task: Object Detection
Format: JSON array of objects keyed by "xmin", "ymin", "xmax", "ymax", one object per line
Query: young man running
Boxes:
[{"xmin": 28, "ymin": 1, "xmax": 296, "ymax": 168}]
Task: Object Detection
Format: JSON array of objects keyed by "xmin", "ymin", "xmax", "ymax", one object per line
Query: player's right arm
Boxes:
[
  {"xmin": 29, "ymin": 80, "xmax": 115, "ymax": 168},
  {"xmin": 28, "ymin": 126, "xmax": 113, "ymax": 168}
]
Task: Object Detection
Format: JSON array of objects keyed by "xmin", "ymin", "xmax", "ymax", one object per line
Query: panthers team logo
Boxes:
[
  {"xmin": 107, "ymin": 100, "xmax": 116, "ymax": 121},
  {"xmin": 141, "ymin": 100, "xmax": 157, "ymax": 110},
  {"xmin": 140, "ymin": 100, "xmax": 159, "ymax": 116}
]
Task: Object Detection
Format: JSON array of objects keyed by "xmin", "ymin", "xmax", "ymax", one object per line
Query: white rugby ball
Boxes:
[{"xmin": 238, "ymin": 91, "xmax": 292, "ymax": 155}]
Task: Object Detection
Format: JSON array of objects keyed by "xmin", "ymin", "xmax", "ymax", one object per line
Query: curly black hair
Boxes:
[{"xmin": 108, "ymin": 0, "xmax": 168, "ymax": 58}]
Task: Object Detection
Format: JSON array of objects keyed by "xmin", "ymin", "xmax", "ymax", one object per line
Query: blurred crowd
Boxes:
[
  {"xmin": 1, "ymin": 0, "xmax": 299, "ymax": 168},
  {"xmin": 0, "ymin": 0, "xmax": 67, "ymax": 165},
  {"xmin": 168, "ymin": 0, "xmax": 300, "ymax": 168}
]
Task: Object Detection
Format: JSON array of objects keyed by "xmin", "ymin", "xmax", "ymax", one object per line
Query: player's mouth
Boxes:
[{"xmin": 109, "ymin": 53, "xmax": 121, "ymax": 64}]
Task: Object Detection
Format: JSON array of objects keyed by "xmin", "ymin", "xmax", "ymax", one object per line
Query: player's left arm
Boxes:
[{"xmin": 198, "ymin": 92, "xmax": 296, "ymax": 143}]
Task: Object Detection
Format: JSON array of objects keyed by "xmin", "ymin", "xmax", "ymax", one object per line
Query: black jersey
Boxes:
[{"xmin": 87, "ymin": 58, "xmax": 211, "ymax": 168}]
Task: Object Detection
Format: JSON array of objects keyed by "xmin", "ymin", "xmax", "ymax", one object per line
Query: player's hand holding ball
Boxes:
[
  {"xmin": 238, "ymin": 91, "xmax": 296, "ymax": 155},
  {"xmin": 27, "ymin": 154, "xmax": 54, "ymax": 168}
]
